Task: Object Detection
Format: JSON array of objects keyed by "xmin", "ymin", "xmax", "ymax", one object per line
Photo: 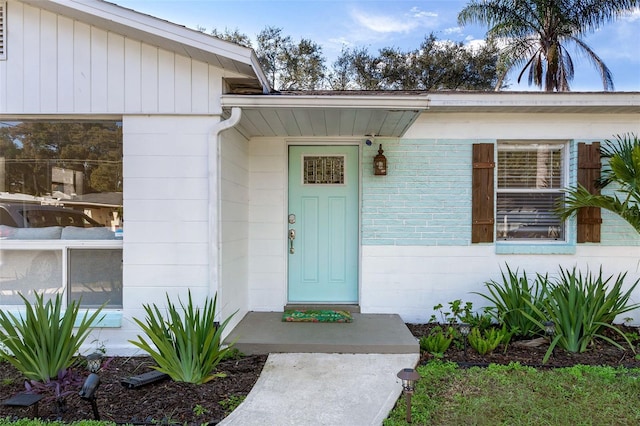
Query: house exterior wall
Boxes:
[
  {"xmin": 246, "ymin": 113, "xmax": 640, "ymax": 324},
  {"xmin": 0, "ymin": 0, "xmax": 234, "ymax": 115},
  {"xmin": 219, "ymin": 127, "xmax": 251, "ymax": 330}
]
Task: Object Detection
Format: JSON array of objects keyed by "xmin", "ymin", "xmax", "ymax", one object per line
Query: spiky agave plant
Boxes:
[{"xmin": 130, "ymin": 291, "xmax": 236, "ymax": 384}]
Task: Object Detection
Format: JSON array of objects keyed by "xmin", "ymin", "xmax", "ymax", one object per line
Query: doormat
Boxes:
[{"xmin": 282, "ymin": 309, "xmax": 353, "ymax": 323}]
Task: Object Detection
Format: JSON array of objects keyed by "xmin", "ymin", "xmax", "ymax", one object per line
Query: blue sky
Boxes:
[{"xmin": 114, "ymin": 0, "xmax": 640, "ymax": 91}]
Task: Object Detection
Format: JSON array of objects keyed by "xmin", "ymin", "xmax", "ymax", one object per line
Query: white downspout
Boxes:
[{"xmin": 208, "ymin": 107, "xmax": 242, "ymax": 310}]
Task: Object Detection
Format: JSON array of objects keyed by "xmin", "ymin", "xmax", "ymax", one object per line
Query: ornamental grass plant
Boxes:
[
  {"xmin": 476, "ymin": 265, "xmax": 549, "ymax": 338},
  {"xmin": 0, "ymin": 292, "xmax": 103, "ymax": 383},
  {"xmin": 524, "ymin": 266, "xmax": 639, "ymax": 363},
  {"xmin": 129, "ymin": 291, "xmax": 236, "ymax": 384}
]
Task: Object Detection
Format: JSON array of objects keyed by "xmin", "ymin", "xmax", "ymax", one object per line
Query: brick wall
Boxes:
[{"xmin": 362, "ymin": 139, "xmax": 476, "ymax": 246}]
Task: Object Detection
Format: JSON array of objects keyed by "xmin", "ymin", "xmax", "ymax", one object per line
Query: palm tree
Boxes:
[
  {"xmin": 458, "ymin": 0, "xmax": 639, "ymax": 91},
  {"xmin": 557, "ymin": 133, "xmax": 640, "ymax": 234}
]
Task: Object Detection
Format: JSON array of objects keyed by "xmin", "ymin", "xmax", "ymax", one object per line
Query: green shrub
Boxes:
[
  {"xmin": 129, "ymin": 291, "xmax": 236, "ymax": 384},
  {"xmin": 0, "ymin": 293, "xmax": 103, "ymax": 382},
  {"xmin": 467, "ymin": 327, "xmax": 507, "ymax": 355},
  {"xmin": 477, "ymin": 265, "xmax": 549, "ymax": 338},
  {"xmin": 419, "ymin": 326, "xmax": 454, "ymax": 356},
  {"xmin": 525, "ymin": 266, "xmax": 640, "ymax": 363},
  {"xmin": 430, "ymin": 300, "xmax": 493, "ymax": 331}
]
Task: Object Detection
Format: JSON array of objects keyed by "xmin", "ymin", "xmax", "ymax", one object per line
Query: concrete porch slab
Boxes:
[{"xmin": 224, "ymin": 311, "xmax": 419, "ymax": 355}]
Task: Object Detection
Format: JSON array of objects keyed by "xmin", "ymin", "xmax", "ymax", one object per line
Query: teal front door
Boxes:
[{"xmin": 287, "ymin": 145, "xmax": 359, "ymax": 303}]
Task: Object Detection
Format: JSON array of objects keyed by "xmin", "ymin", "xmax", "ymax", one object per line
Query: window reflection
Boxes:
[{"xmin": 0, "ymin": 121, "xmax": 123, "ymax": 237}]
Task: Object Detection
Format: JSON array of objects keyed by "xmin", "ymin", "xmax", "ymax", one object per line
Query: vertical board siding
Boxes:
[{"xmin": 1, "ymin": 1, "xmax": 224, "ymax": 115}]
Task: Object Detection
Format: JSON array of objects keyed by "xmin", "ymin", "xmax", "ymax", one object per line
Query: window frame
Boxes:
[{"xmin": 496, "ymin": 140, "xmax": 570, "ymax": 243}]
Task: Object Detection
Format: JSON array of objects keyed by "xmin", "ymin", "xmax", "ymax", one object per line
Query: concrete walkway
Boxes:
[{"xmin": 219, "ymin": 352, "xmax": 420, "ymax": 426}]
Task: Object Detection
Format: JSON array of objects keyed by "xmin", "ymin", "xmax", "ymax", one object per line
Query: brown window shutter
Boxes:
[
  {"xmin": 577, "ymin": 142, "xmax": 602, "ymax": 243},
  {"xmin": 472, "ymin": 143, "xmax": 495, "ymax": 243}
]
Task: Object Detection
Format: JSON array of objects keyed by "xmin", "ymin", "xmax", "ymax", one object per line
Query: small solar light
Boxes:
[
  {"xmin": 544, "ymin": 321, "xmax": 556, "ymax": 338},
  {"xmin": 397, "ymin": 368, "xmax": 420, "ymax": 423},
  {"xmin": 459, "ymin": 323, "xmax": 471, "ymax": 358},
  {"xmin": 459, "ymin": 323, "xmax": 471, "ymax": 337},
  {"xmin": 86, "ymin": 352, "xmax": 103, "ymax": 373}
]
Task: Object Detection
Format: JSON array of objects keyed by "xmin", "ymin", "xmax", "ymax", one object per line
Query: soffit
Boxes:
[{"xmin": 221, "ymin": 92, "xmax": 640, "ymax": 138}]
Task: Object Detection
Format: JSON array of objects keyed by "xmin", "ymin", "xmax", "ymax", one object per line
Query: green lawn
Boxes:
[{"xmin": 385, "ymin": 361, "xmax": 640, "ymax": 425}]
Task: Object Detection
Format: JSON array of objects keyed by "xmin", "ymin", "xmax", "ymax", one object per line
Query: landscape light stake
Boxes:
[
  {"xmin": 544, "ymin": 320, "xmax": 556, "ymax": 357},
  {"xmin": 86, "ymin": 352, "xmax": 103, "ymax": 373},
  {"xmin": 397, "ymin": 368, "xmax": 420, "ymax": 423},
  {"xmin": 459, "ymin": 323, "xmax": 471, "ymax": 359}
]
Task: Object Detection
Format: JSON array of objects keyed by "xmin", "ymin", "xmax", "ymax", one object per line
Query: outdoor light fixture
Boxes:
[
  {"xmin": 544, "ymin": 321, "xmax": 556, "ymax": 338},
  {"xmin": 397, "ymin": 368, "xmax": 420, "ymax": 423},
  {"xmin": 86, "ymin": 352, "xmax": 103, "ymax": 373},
  {"xmin": 459, "ymin": 323, "xmax": 471, "ymax": 358},
  {"xmin": 374, "ymin": 144, "xmax": 387, "ymax": 175},
  {"xmin": 79, "ymin": 373, "xmax": 101, "ymax": 420}
]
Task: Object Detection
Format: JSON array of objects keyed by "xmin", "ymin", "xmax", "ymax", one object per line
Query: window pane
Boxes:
[
  {"xmin": 497, "ymin": 193, "xmax": 564, "ymax": 240},
  {"xmin": 0, "ymin": 121, "xmax": 123, "ymax": 239},
  {"xmin": 498, "ymin": 144, "xmax": 564, "ymax": 189},
  {"xmin": 0, "ymin": 249, "xmax": 62, "ymax": 304},
  {"xmin": 68, "ymin": 249, "xmax": 123, "ymax": 308}
]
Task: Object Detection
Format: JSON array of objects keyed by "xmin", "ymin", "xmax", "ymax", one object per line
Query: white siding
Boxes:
[
  {"xmin": 101, "ymin": 115, "xmax": 216, "ymax": 353},
  {"xmin": 220, "ymin": 128, "xmax": 251, "ymax": 329},
  {"xmin": 248, "ymin": 138, "xmax": 288, "ymax": 311},
  {"xmin": 0, "ymin": 0, "xmax": 233, "ymax": 115}
]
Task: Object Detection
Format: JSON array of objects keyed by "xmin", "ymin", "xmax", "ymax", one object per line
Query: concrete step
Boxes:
[{"xmin": 224, "ymin": 311, "xmax": 419, "ymax": 355}]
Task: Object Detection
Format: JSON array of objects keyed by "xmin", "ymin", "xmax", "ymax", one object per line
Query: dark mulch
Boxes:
[
  {"xmin": 1, "ymin": 323, "xmax": 639, "ymax": 423},
  {"xmin": 0, "ymin": 354, "xmax": 267, "ymax": 424},
  {"xmin": 407, "ymin": 323, "xmax": 640, "ymax": 369}
]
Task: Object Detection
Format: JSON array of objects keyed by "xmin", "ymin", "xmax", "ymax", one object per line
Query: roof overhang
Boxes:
[
  {"xmin": 19, "ymin": 0, "xmax": 270, "ymax": 93},
  {"xmin": 221, "ymin": 91, "xmax": 640, "ymax": 139},
  {"xmin": 221, "ymin": 94, "xmax": 430, "ymax": 138}
]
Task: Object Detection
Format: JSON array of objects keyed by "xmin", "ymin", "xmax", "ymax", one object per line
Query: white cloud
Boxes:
[{"xmin": 349, "ymin": 6, "xmax": 438, "ymax": 35}]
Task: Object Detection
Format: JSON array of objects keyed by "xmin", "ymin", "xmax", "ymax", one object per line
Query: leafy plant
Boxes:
[
  {"xmin": 0, "ymin": 292, "xmax": 104, "ymax": 382},
  {"xmin": 524, "ymin": 266, "xmax": 640, "ymax": 363},
  {"xmin": 129, "ymin": 291, "xmax": 236, "ymax": 384},
  {"xmin": 193, "ymin": 403, "xmax": 209, "ymax": 416},
  {"xmin": 477, "ymin": 265, "xmax": 549, "ymax": 338},
  {"xmin": 219, "ymin": 395, "xmax": 246, "ymax": 414},
  {"xmin": 430, "ymin": 300, "xmax": 492, "ymax": 330},
  {"xmin": 419, "ymin": 326, "xmax": 454, "ymax": 356},
  {"xmin": 467, "ymin": 327, "xmax": 507, "ymax": 355}
]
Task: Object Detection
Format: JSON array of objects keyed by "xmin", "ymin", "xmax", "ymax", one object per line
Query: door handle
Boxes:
[{"xmin": 288, "ymin": 229, "xmax": 296, "ymax": 254}]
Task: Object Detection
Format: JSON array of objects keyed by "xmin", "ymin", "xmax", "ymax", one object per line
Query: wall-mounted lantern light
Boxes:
[{"xmin": 374, "ymin": 144, "xmax": 387, "ymax": 175}]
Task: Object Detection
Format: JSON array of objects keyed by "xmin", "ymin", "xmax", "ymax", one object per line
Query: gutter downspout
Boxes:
[{"xmin": 208, "ymin": 107, "xmax": 242, "ymax": 312}]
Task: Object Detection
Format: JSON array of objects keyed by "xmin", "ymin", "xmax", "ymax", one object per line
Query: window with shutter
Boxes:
[
  {"xmin": 496, "ymin": 141, "xmax": 568, "ymax": 241},
  {"xmin": 0, "ymin": 1, "xmax": 5, "ymax": 60}
]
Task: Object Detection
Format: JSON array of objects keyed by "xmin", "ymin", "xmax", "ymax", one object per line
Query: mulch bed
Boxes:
[
  {"xmin": 0, "ymin": 354, "xmax": 267, "ymax": 424},
  {"xmin": 1, "ymin": 323, "xmax": 638, "ymax": 423},
  {"xmin": 408, "ymin": 323, "xmax": 640, "ymax": 368}
]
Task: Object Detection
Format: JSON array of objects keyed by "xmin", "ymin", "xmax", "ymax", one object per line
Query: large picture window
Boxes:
[
  {"xmin": 496, "ymin": 141, "xmax": 567, "ymax": 241},
  {"xmin": 0, "ymin": 121, "xmax": 123, "ymax": 307}
]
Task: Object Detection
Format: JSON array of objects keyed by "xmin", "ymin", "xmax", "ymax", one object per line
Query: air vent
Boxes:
[{"xmin": 0, "ymin": 1, "xmax": 5, "ymax": 60}]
